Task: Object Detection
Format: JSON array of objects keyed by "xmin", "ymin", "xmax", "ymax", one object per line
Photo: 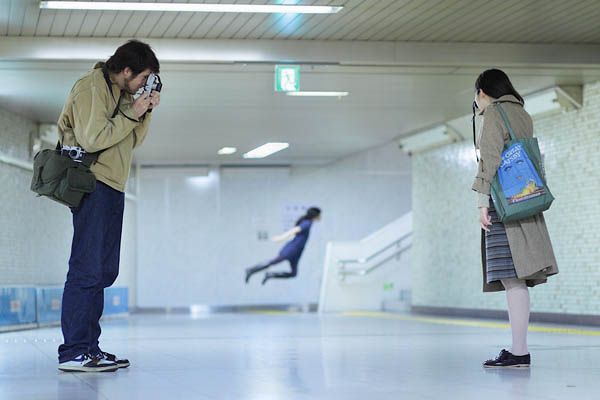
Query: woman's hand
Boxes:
[{"xmin": 480, "ymin": 207, "xmax": 492, "ymax": 232}]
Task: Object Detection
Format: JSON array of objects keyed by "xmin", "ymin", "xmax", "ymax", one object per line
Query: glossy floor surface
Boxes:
[{"xmin": 1, "ymin": 311, "xmax": 599, "ymax": 400}]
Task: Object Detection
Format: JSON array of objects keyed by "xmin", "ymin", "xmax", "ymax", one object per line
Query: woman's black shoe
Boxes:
[
  {"xmin": 261, "ymin": 273, "xmax": 271, "ymax": 285},
  {"xmin": 483, "ymin": 349, "xmax": 530, "ymax": 368}
]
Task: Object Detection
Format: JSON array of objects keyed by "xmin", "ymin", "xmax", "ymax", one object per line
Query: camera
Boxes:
[
  {"xmin": 144, "ymin": 73, "xmax": 162, "ymax": 95},
  {"xmin": 61, "ymin": 145, "xmax": 86, "ymax": 162}
]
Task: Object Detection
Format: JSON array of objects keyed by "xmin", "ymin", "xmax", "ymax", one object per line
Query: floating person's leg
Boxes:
[
  {"xmin": 262, "ymin": 259, "xmax": 299, "ymax": 285},
  {"xmin": 245, "ymin": 256, "xmax": 286, "ymax": 283}
]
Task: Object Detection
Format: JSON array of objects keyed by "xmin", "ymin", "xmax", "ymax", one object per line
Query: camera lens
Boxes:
[{"xmin": 68, "ymin": 149, "xmax": 79, "ymax": 159}]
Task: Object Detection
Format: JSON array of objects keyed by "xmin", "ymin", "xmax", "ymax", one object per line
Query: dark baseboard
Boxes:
[
  {"xmin": 211, "ymin": 303, "xmax": 319, "ymax": 313},
  {"xmin": 411, "ymin": 306, "xmax": 508, "ymax": 320},
  {"xmin": 131, "ymin": 306, "xmax": 190, "ymax": 314},
  {"xmin": 131, "ymin": 303, "xmax": 318, "ymax": 314},
  {"xmin": 411, "ymin": 305, "xmax": 600, "ymax": 327}
]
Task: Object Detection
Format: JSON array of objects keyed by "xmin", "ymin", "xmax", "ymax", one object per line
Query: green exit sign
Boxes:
[{"xmin": 275, "ymin": 65, "xmax": 300, "ymax": 92}]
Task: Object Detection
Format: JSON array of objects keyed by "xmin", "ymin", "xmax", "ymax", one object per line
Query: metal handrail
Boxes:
[
  {"xmin": 337, "ymin": 232, "xmax": 412, "ymax": 266},
  {"xmin": 339, "ymin": 243, "xmax": 411, "ymax": 277},
  {"xmin": 0, "ymin": 152, "xmax": 33, "ymax": 171},
  {"xmin": 337, "ymin": 232, "xmax": 412, "ymax": 279}
]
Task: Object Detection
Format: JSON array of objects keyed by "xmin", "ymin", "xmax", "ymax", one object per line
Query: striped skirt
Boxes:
[{"xmin": 485, "ymin": 205, "xmax": 517, "ymax": 283}]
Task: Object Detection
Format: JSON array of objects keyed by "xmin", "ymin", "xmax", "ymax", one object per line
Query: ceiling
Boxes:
[
  {"xmin": 1, "ymin": 1, "xmax": 600, "ymax": 165},
  {"xmin": 3, "ymin": 0, "xmax": 600, "ymax": 44}
]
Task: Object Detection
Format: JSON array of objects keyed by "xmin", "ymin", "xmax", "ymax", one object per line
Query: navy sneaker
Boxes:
[
  {"xmin": 58, "ymin": 354, "xmax": 118, "ymax": 372},
  {"xmin": 261, "ymin": 273, "xmax": 271, "ymax": 285},
  {"xmin": 99, "ymin": 351, "xmax": 130, "ymax": 369}
]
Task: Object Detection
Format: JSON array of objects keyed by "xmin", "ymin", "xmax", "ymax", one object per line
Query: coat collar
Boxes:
[
  {"xmin": 479, "ymin": 94, "xmax": 523, "ymax": 115},
  {"xmin": 492, "ymin": 94, "xmax": 523, "ymax": 106}
]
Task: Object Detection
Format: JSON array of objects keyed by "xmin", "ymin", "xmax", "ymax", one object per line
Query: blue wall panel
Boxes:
[
  {"xmin": 0, "ymin": 286, "xmax": 128, "ymax": 329},
  {"xmin": 36, "ymin": 287, "xmax": 63, "ymax": 324},
  {"xmin": 104, "ymin": 287, "xmax": 128, "ymax": 315},
  {"xmin": 0, "ymin": 287, "xmax": 37, "ymax": 326}
]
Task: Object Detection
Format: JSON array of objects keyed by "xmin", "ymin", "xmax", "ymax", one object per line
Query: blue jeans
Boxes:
[{"xmin": 58, "ymin": 182, "xmax": 124, "ymax": 362}]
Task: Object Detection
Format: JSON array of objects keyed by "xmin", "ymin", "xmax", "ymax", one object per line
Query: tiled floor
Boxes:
[{"xmin": 1, "ymin": 311, "xmax": 599, "ymax": 399}]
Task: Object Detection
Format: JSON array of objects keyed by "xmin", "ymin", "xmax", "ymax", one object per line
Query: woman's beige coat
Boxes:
[{"xmin": 472, "ymin": 95, "xmax": 559, "ymax": 292}]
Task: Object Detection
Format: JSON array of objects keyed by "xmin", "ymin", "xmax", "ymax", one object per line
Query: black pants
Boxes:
[
  {"xmin": 248, "ymin": 256, "xmax": 299, "ymax": 279},
  {"xmin": 58, "ymin": 182, "xmax": 124, "ymax": 362}
]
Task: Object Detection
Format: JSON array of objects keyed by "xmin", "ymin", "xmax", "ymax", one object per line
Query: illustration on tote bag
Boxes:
[{"xmin": 497, "ymin": 142, "xmax": 546, "ymax": 204}]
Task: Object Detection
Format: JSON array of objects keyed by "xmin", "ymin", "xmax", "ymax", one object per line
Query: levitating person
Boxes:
[{"xmin": 245, "ymin": 207, "xmax": 321, "ymax": 285}]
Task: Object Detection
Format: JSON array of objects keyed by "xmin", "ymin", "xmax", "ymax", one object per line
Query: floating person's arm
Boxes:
[{"xmin": 270, "ymin": 226, "xmax": 301, "ymax": 243}]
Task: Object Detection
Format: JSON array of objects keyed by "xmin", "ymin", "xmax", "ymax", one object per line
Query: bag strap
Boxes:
[
  {"xmin": 52, "ymin": 66, "xmax": 112, "ymax": 166},
  {"xmin": 55, "ymin": 65, "xmax": 134, "ymax": 167},
  {"xmin": 66, "ymin": 64, "xmax": 124, "ymax": 167},
  {"xmin": 102, "ymin": 66, "xmax": 123, "ymax": 119},
  {"xmin": 471, "ymin": 101, "xmax": 479, "ymax": 162},
  {"xmin": 472, "ymin": 101, "xmax": 521, "ymax": 163},
  {"xmin": 102, "ymin": 65, "xmax": 138, "ymax": 122},
  {"xmin": 81, "ymin": 153, "xmax": 99, "ymax": 167},
  {"xmin": 495, "ymin": 103, "xmax": 518, "ymax": 141}
]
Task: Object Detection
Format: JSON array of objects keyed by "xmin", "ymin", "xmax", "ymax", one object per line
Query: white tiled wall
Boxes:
[
  {"xmin": 0, "ymin": 107, "xmax": 71, "ymax": 285},
  {"xmin": 412, "ymin": 82, "xmax": 600, "ymax": 315},
  {"xmin": 0, "ymin": 107, "xmax": 138, "ymax": 306}
]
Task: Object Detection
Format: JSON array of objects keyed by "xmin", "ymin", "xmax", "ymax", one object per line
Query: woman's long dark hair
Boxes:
[
  {"xmin": 296, "ymin": 207, "xmax": 321, "ymax": 226},
  {"xmin": 475, "ymin": 68, "xmax": 523, "ymax": 104},
  {"xmin": 472, "ymin": 69, "xmax": 524, "ymax": 161}
]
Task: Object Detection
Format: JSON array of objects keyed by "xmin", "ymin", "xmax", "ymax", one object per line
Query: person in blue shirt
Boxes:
[{"xmin": 245, "ymin": 207, "xmax": 321, "ymax": 285}]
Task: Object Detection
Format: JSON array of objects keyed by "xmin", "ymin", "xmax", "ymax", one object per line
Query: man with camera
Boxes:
[{"xmin": 57, "ymin": 40, "xmax": 161, "ymax": 372}]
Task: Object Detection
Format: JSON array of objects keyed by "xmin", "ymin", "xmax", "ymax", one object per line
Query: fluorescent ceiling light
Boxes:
[
  {"xmin": 243, "ymin": 143, "xmax": 289, "ymax": 159},
  {"xmin": 286, "ymin": 91, "xmax": 349, "ymax": 97},
  {"xmin": 40, "ymin": 1, "xmax": 343, "ymax": 14},
  {"xmin": 217, "ymin": 147, "xmax": 237, "ymax": 155},
  {"xmin": 524, "ymin": 86, "xmax": 582, "ymax": 116},
  {"xmin": 524, "ymin": 89, "xmax": 561, "ymax": 115}
]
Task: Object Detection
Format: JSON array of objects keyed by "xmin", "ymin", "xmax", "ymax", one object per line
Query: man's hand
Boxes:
[
  {"xmin": 480, "ymin": 207, "xmax": 492, "ymax": 232},
  {"xmin": 148, "ymin": 91, "xmax": 160, "ymax": 110},
  {"xmin": 132, "ymin": 92, "xmax": 152, "ymax": 118}
]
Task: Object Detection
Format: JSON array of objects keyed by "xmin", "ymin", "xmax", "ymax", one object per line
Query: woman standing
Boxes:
[
  {"xmin": 245, "ymin": 207, "xmax": 321, "ymax": 285},
  {"xmin": 472, "ymin": 69, "xmax": 558, "ymax": 368}
]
